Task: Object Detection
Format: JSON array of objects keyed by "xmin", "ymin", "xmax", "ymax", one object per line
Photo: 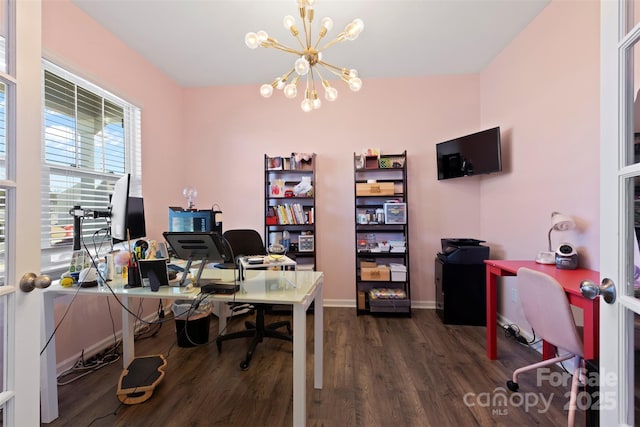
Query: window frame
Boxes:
[{"xmin": 40, "ymin": 60, "xmax": 142, "ymax": 275}]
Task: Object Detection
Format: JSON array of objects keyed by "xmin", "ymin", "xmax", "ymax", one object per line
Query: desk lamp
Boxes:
[{"xmin": 535, "ymin": 211, "xmax": 576, "ymax": 264}]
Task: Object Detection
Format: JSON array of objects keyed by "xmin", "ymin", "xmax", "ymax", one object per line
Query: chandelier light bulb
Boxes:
[
  {"xmin": 349, "ymin": 69, "xmax": 358, "ymax": 78},
  {"xmin": 257, "ymin": 30, "xmax": 268, "ymax": 43},
  {"xmin": 301, "ymin": 98, "xmax": 313, "ymax": 112},
  {"xmin": 245, "ymin": 32, "xmax": 259, "ymax": 49},
  {"xmin": 295, "ymin": 57, "xmax": 310, "ymax": 75},
  {"xmin": 313, "ymin": 98, "xmax": 321, "ymax": 109},
  {"xmin": 325, "ymin": 86, "xmax": 338, "ymax": 101},
  {"xmin": 284, "ymin": 83, "xmax": 298, "ymax": 99},
  {"xmin": 348, "ymin": 77, "xmax": 362, "ymax": 92},
  {"xmin": 283, "ymin": 15, "xmax": 295, "ymax": 30},
  {"xmin": 260, "ymin": 84, "xmax": 274, "ymax": 98},
  {"xmin": 276, "ymin": 78, "xmax": 285, "ymax": 90},
  {"xmin": 321, "ymin": 17, "xmax": 333, "ymax": 31},
  {"xmin": 344, "ymin": 19, "xmax": 364, "ymax": 41}
]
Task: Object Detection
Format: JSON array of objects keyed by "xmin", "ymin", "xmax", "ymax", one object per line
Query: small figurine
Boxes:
[{"xmin": 146, "ymin": 240, "xmax": 158, "ymax": 259}]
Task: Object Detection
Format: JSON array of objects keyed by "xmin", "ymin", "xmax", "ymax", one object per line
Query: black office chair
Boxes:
[{"xmin": 215, "ymin": 229, "xmax": 292, "ymax": 370}]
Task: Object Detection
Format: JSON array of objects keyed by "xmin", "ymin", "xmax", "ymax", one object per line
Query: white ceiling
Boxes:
[{"xmin": 71, "ymin": 0, "xmax": 550, "ymax": 88}]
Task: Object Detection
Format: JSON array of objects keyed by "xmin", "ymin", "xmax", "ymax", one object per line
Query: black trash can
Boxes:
[{"xmin": 172, "ymin": 300, "xmax": 212, "ymax": 347}]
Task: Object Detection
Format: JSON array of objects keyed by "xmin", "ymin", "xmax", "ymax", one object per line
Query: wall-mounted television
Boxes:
[{"xmin": 436, "ymin": 126, "xmax": 502, "ymax": 180}]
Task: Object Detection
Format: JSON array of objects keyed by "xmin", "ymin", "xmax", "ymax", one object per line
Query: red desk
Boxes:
[{"xmin": 484, "ymin": 260, "xmax": 600, "ymax": 360}]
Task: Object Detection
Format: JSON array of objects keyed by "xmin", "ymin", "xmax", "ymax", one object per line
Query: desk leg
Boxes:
[
  {"xmin": 293, "ymin": 303, "xmax": 306, "ymax": 427},
  {"xmin": 121, "ymin": 295, "xmax": 135, "ymax": 367},
  {"xmin": 486, "ymin": 269, "xmax": 498, "ymax": 360},
  {"xmin": 582, "ymin": 299, "xmax": 600, "ymax": 360},
  {"xmin": 41, "ymin": 292, "xmax": 59, "ymax": 423},
  {"xmin": 314, "ymin": 282, "xmax": 323, "ymax": 390},
  {"xmin": 212, "ymin": 301, "xmax": 229, "ymax": 335},
  {"xmin": 542, "ymin": 341, "xmax": 555, "ymax": 360}
]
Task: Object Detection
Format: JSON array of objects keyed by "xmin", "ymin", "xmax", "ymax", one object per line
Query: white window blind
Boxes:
[{"xmin": 40, "ymin": 61, "xmax": 141, "ymax": 273}]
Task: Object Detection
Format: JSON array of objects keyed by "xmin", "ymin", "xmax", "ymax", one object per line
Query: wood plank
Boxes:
[{"xmin": 44, "ymin": 308, "xmax": 584, "ymax": 427}]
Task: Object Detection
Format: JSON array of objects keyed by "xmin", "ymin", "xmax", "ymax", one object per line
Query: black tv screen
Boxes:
[{"xmin": 436, "ymin": 126, "xmax": 502, "ymax": 180}]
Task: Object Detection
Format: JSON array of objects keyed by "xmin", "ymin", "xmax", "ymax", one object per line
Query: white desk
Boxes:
[{"xmin": 41, "ymin": 269, "xmax": 324, "ymax": 427}]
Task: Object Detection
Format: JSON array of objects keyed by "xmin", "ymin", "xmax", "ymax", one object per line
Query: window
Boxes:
[{"xmin": 41, "ymin": 61, "xmax": 141, "ymax": 273}]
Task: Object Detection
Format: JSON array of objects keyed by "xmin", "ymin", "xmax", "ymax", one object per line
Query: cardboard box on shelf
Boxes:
[
  {"xmin": 356, "ymin": 182, "xmax": 395, "ymax": 196},
  {"xmin": 360, "ymin": 260, "xmax": 377, "ymax": 269},
  {"xmin": 357, "ymin": 291, "xmax": 366, "ymax": 310},
  {"xmin": 361, "ymin": 266, "xmax": 390, "ymax": 281}
]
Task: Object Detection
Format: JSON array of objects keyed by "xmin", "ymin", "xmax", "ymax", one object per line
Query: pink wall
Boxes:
[
  {"xmin": 480, "ymin": 0, "xmax": 600, "ymax": 326},
  {"xmin": 182, "ymin": 75, "xmax": 481, "ymax": 303},
  {"xmin": 42, "ymin": 0, "xmax": 601, "ymax": 365}
]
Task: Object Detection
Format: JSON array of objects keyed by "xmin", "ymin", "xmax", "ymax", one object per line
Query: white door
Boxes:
[
  {"xmin": 0, "ymin": 1, "xmax": 43, "ymax": 425},
  {"xmin": 600, "ymin": 1, "xmax": 640, "ymax": 425}
]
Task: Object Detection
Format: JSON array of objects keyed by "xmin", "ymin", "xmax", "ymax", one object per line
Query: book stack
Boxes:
[{"xmin": 272, "ymin": 204, "xmax": 314, "ymax": 225}]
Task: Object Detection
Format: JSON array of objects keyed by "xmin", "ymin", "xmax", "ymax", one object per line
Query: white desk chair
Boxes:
[{"xmin": 506, "ymin": 267, "xmax": 584, "ymax": 426}]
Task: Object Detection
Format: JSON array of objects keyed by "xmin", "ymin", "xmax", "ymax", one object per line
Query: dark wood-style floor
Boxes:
[{"xmin": 43, "ymin": 308, "xmax": 588, "ymax": 427}]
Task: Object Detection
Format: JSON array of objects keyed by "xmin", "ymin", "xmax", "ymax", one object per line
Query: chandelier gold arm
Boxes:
[
  {"xmin": 267, "ymin": 67, "xmax": 296, "ymax": 90},
  {"xmin": 301, "ymin": 7, "xmax": 314, "ymax": 48},
  {"xmin": 317, "ymin": 60, "xmax": 349, "ymax": 77},
  {"xmin": 318, "ymin": 33, "xmax": 347, "ymax": 52},
  {"xmin": 287, "ymin": 24, "xmax": 306, "ymax": 50},
  {"xmin": 313, "ymin": 27, "xmax": 329, "ymax": 50},
  {"xmin": 261, "ymin": 38, "xmax": 303, "ymax": 56}
]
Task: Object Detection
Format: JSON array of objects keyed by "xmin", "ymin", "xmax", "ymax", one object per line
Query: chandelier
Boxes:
[{"xmin": 245, "ymin": 0, "xmax": 364, "ymax": 112}]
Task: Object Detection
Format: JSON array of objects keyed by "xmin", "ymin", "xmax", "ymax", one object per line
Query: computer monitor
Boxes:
[
  {"xmin": 122, "ymin": 196, "xmax": 147, "ymax": 242},
  {"xmin": 168, "ymin": 207, "xmax": 213, "ymax": 232},
  {"xmin": 72, "ymin": 173, "xmax": 132, "ymax": 250},
  {"xmin": 110, "ymin": 173, "xmax": 131, "ymax": 241}
]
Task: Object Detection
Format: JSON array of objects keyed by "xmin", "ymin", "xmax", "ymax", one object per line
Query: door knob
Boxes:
[
  {"xmin": 19, "ymin": 272, "xmax": 52, "ymax": 292},
  {"xmin": 580, "ymin": 278, "xmax": 616, "ymax": 304}
]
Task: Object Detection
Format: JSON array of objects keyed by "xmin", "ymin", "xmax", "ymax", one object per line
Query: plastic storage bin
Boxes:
[
  {"xmin": 389, "ymin": 263, "xmax": 407, "ymax": 281},
  {"xmin": 171, "ymin": 299, "xmax": 213, "ymax": 347}
]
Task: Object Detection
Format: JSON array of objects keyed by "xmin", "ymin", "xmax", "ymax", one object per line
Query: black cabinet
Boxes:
[{"xmin": 434, "ymin": 258, "xmax": 486, "ymax": 325}]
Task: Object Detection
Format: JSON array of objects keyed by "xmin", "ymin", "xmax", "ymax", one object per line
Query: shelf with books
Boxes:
[{"xmin": 265, "ymin": 153, "xmax": 316, "ymax": 271}]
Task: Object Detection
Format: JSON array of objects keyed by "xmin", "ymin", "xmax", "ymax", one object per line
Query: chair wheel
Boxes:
[
  {"xmin": 506, "ymin": 380, "xmax": 519, "ymax": 392},
  {"xmin": 240, "ymin": 360, "xmax": 250, "ymax": 370}
]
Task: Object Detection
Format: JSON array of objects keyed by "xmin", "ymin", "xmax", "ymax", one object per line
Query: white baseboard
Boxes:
[{"xmin": 323, "ymin": 299, "xmax": 435, "ymax": 310}]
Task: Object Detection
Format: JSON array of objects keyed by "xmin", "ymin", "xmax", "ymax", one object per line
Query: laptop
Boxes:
[{"xmin": 137, "ymin": 259, "xmax": 170, "ymax": 292}]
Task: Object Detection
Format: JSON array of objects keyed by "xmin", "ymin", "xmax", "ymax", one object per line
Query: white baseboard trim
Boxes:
[{"xmin": 323, "ymin": 299, "xmax": 435, "ymax": 310}]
